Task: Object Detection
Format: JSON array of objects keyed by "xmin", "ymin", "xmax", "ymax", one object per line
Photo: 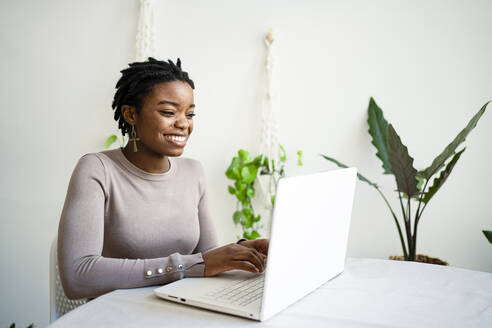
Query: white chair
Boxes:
[{"xmin": 49, "ymin": 236, "xmax": 87, "ymax": 322}]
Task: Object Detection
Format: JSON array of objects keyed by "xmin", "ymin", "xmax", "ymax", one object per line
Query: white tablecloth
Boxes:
[{"xmin": 49, "ymin": 258, "xmax": 492, "ymax": 327}]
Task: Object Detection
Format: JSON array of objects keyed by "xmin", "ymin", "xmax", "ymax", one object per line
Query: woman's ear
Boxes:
[{"xmin": 121, "ymin": 105, "xmax": 138, "ymax": 125}]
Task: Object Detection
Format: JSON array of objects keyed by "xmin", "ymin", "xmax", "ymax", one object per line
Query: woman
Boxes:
[{"xmin": 58, "ymin": 57, "xmax": 269, "ymax": 300}]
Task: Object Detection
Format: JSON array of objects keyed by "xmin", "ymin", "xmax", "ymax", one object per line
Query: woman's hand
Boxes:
[
  {"xmin": 202, "ymin": 243, "xmax": 266, "ymax": 277},
  {"xmin": 238, "ymin": 238, "xmax": 269, "ymax": 257}
]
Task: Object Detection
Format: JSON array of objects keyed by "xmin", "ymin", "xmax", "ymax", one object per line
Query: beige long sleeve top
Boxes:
[{"xmin": 58, "ymin": 148, "xmax": 218, "ymax": 299}]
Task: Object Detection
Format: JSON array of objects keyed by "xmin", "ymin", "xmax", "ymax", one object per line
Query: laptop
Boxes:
[{"xmin": 154, "ymin": 167, "xmax": 357, "ymax": 321}]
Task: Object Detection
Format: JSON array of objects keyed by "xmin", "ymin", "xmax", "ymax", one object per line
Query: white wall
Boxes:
[{"xmin": 1, "ymin": 0, "xmax": 491, "ymax": 326}]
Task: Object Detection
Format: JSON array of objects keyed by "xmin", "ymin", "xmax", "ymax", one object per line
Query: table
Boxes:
[{"xmin": 49, "ymin": 258, "xmax": 492, "ymax": 327}]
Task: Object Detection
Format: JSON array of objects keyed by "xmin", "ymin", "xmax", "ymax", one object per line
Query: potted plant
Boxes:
[
  {"xmin": 321, "ymin": 98, "xmax": 489, "ymax": 264},
  {"xmin": 225, "ymin": 146, "xmax": 302, "ymax": 240}
]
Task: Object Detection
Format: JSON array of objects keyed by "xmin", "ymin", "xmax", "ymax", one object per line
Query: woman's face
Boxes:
[{"xmin": 133, "ymin": 80, "xmax": 195, "ymax": 157}]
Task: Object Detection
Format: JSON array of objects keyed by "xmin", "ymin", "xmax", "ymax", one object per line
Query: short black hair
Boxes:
[{"xmin": 111, "ymin": 57, "xmax": 195, "ymax": 136}]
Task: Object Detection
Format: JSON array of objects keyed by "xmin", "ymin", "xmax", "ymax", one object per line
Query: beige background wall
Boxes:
[{"xmin": 1, "ymin": 0, "xmax": 491, "ymax": 327}]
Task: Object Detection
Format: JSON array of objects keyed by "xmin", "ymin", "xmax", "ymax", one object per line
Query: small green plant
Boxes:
[
  {"xmin": 321, "ymin": 98, "xmax": 489, "ymax": 261},
  {"xmin": 225, "ymin": 146, "xmax": 302, "ymax": 239},
  {"xmin": 105, "ymin": 134, "xmax": 127, "ymax": 149}
]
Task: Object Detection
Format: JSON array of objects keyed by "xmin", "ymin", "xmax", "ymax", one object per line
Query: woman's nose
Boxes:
[{"xmin": 174, "ymin": 113, "xmax": 189, "ymax": 129}]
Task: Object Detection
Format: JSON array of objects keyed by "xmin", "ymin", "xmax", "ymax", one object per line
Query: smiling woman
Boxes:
[
  {"xmin": 57, "ymin": 57, "xmax": 269, "ymax": 300},
  {"xmin": 121, "ymin": 80, "xmax": 196, "ymax": 169}
]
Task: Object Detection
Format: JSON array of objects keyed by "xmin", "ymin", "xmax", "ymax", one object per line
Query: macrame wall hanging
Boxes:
[
  {"xmin": 135, "ymin": 0, "xmax": 156, "ymax": 61},
  {"xmin": 105, "ymin": 0, "xmax": 155, "ymax": 148},
  {"xmin": 256, "ymin": 28, "xmax": 280, "ymax": 210}
]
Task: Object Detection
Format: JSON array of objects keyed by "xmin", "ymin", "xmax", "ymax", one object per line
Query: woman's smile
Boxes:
[{"xmin": 164, "ymin": 133, "xmax": 188, "ymax": 147}]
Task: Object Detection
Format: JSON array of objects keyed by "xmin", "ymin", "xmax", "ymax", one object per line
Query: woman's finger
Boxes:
[
  {"xmin": 232, "ymin": 260, "xmax": 259, "ymax": 273},
  {"xmin": 251, "ymin": 248, "xmax": 266, "ymax": 271},
  {"xmin": 232, "ymin": 247, "xmax": 265, "ymax": 272},
  {"xmin": 244, "ymin": 248, "xmax": 265, "ymax": 272},
  {"xmin": 258, "ymin": 239, "xmax": 269, "ymax": 255}
]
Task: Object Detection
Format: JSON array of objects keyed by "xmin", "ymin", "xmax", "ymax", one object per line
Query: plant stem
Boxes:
[
  {"xmin": 407, "ymin": 198, "xmax": 411, "ymax": 226},
  {"xmin": 412, "ymin": 201, "xmax": 429, "ymax": 252},
  {"xmin": 398, "ymin": 191, "xmax": 413, "ymax": 260},
  {"xmin": 404, "ymin": 199, "xmax": 410, "ymax": 228},
  {"xmin": 412, "ymin": 179, "xmax": 430, "ymax": 251},
  {"xmin": 407, "ymin": 196, "xmax": 414, "ymax": 260},
  {"xmin": 376, "ymin": 187, "xmax": 408, "ymax": 258},
  {"xmin": 397, "ymin": 191, "xmax": 406, "ymax": 222},
  {"xmin": 416, "ymin": 202, "xmax": 428, "ymax": 227},
  {"xmin": 414, "ymin": 179, "xmax": 429, "ymax": 229}
]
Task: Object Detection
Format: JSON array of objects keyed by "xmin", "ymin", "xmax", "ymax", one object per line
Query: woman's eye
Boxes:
[
  {"xmin": 159, "ymin": 111, "xmax": 174, "ymax": 116},
  {"xmin": 187, "ymin": 113, "xmax": 196, "ymax": 118}
]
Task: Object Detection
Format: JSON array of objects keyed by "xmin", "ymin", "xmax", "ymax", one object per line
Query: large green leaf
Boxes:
[
  {"xmin": 422, "ymin": 148, "xmax": 465, "ymax": 204},
  {"xmin": 368, "ymin": 97, "xmax": 392, "ymax": 175},
  {"xmin": 319, "ymin": 154, "xmax": 378, "ymax": 188},
  {"xmin": 483, "ymin": 230, "xmax": 492, "ymax": 244},
  {"xmin": 401, "ymin": 175, "xmax": 426, "ymax": 200},
  {"xmin": 387, "ymin": 124, "xmax": 419, "ymax": 197},
  {"xmin": 420, "ymin": 101, "xmax": 489, "ymax": 180}
]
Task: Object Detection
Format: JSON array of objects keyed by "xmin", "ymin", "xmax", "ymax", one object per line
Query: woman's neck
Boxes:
[{"xmin": 121, "ymin": 143, "xmax": 170, "ymax": 174}]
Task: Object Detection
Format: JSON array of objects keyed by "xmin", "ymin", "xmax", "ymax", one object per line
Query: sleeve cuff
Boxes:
[{"xmin": 183, "ymin": 252, "xmax": 205, "ymax": 277}]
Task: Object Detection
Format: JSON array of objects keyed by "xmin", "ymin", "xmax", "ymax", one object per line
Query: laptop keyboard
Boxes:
[{"xmin": 203, "ymin": 274, "xmax": 265, "ymax": 306}]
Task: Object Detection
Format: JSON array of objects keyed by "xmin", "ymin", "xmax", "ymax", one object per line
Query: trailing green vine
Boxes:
[{"xmin": 225, "ymin": 145, "xmax": 303, "ymax": 239}]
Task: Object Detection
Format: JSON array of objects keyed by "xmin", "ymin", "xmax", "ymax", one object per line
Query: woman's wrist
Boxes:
[{"xmin": 236, "ymin": 238, "xmax": 247, "ymax": 245}]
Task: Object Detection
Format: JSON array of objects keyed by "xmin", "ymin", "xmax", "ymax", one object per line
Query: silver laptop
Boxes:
[{"xmin": 154, "ymin": 167, "xmax": 357, "ymax": 321}]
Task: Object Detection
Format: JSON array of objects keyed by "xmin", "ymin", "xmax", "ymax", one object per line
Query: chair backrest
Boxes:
[{"xmin": 49, "ymin": 236, "xmax": 87, "ymax": 322}]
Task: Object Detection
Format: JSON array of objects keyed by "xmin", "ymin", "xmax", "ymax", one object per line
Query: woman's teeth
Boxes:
[{"xmin": 166, "ymin": 135, "xmax": 186, "ymax": 142}]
